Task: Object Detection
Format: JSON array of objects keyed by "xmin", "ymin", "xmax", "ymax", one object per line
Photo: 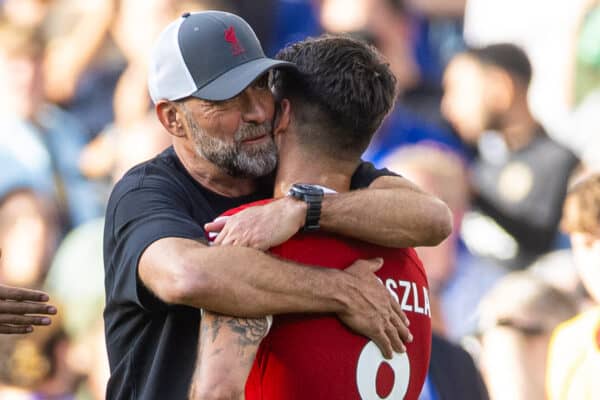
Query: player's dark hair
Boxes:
[
  {"xmin": 467, "ymin": 43, "xmax": 533, "ymax": 87},
  {"xmin": 272, "ymin": 34, "xmax": 397, "ymax": 160}
]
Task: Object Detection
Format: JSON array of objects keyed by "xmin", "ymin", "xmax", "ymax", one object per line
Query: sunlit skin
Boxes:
[{"xmin": 156, "ymin": 74, "xmax": 277, "ymax": 197}]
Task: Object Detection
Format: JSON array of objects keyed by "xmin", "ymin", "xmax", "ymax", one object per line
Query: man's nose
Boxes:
[{"xmin": 241, "ymin": 87, "xmax": 269, "ymax": 124}]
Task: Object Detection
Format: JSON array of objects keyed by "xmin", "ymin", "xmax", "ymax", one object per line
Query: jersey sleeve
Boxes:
[
  {"xmin": 350, "ymin": 160, "xmax": 399, "ymax": 189},
  {"xmin": 106, "ymin": 179, "xmax": 205, "ymax": 311}
]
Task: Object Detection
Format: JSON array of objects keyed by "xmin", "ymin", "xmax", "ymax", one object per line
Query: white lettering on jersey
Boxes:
[
  {"xmin": 356, "ymin": 341, "xmax": 410, "ymax": 400},
  {"xmin": 385, "ymin": 279, "xmax": 400, "ymax": 303},
  {"xmin": 398, "ymin": 281, "xmax": 413, "ymax": 312},
  {"xmin": 384, "ymin": 279, "xmax": 431, "ymax": 318},
  {"xmin": 412, "ymin": 282, "xmax": 424, "ymax": 314},
  {"xmin": 423, "ymin": 287, "xmax": 431, "ymax": 318}
]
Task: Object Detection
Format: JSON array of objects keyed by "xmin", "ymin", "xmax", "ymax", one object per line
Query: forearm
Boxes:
[
  {"xmin": 190, "ymin": 311, "xmax": 267, "ymax": 400},
  {"xmin": 184, "ymin": 246, "xmax": 347, "ymax": 316},
  {"xmin": 141, "ymin": 239, "xmax": 410, "ymax": 357},
  {"xmin": 320, "ymin": 177, "xmax": 452, "ymax": 247},
  {"xmin": 143, "ymin": 238, "xmax": 348, "ymax": 317}
]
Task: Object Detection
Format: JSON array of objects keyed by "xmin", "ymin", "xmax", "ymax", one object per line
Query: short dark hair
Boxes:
[
  {"xmin": 467, "ymin": 43, "xmax": 533, "ymax": 87},
  {"xmin": 272, "ymin": 34, "xmax": 397, "ymax": 160}
]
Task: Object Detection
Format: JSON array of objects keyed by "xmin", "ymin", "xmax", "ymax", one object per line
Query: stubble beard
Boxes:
[{"xmin": 183, "ymin": 110, "xmax": 278, "ymax": 178}]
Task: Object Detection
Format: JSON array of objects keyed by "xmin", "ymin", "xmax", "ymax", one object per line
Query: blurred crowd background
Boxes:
[{"xmin": 0, "ymin": 0, "xmax": 599, "ymax": 399}]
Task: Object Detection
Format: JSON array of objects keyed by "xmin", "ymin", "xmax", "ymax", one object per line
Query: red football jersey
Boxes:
[{"xmin": 219, "ymin": 200, "xmax": 431, "ymax": 400}]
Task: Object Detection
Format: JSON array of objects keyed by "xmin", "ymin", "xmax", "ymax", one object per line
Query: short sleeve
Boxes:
[
  {"xmin": 105, "ymin": 182, "xmax": 205, "ymax": 311},
  {"xmin": 350, "ymin": 160, "xmax": 399, "ymax": 189}
]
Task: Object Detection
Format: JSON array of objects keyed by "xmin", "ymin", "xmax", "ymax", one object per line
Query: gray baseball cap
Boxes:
[{"xmin": 148, "ymin": 11, "xmax": 296, "ymax": 103}]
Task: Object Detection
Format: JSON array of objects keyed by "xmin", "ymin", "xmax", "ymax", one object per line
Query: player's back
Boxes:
[{"xmin": 245, "ymin": 231, "xmax": 432, "ymax": 400}]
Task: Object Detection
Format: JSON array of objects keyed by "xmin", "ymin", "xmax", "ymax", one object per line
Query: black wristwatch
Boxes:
[{"xmin": 288, "ymin": 183, "xmax": 324, "ymax": 232}]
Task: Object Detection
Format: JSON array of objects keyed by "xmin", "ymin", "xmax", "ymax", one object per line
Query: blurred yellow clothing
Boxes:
[{"xmin": 546, "ymin": 307, "xmax": 600, "ymax": 400}]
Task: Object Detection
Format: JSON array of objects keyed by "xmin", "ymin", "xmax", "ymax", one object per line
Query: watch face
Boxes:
[{"xmin": 292, "ymin": 184, "xmax": 324, "ymax": 195}]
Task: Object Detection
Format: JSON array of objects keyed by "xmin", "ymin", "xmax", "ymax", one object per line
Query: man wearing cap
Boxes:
[{"xmin": 103, "ymin": 11, "xmax": 451, "ymax": 400}]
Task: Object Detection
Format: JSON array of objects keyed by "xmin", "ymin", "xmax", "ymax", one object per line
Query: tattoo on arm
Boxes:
[
  {"xmin": 207, "ymin": 314, "xmax": 268, "ymax": 346},
  {"xmin": 192, "ymin": 313, "xmax": 268, "ymax": 400}
]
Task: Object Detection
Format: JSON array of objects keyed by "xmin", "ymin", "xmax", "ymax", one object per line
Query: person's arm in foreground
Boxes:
[
  {"xmin": 140, "ymin": 239, "xmax": 410, "ymax": 353},
  {"xmin": 188, "ymin": 259, "xmax": 405, "ymax": 400},
  {"xmin": 189, "ymin": 311, "xmax": 269, "ymax": 400},
  {"xmin": 0, "ymin": 284, "xmax": 56, "ymax": 334},
  {"xmin": 189, "ymin": 177, "xmax": 447, "ymax": 399},
  {"xmin": 207, "ymin": 175, "xmax": 452, "ymax": 250}
]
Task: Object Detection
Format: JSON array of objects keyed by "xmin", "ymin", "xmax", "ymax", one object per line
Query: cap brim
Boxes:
[{"xmin": 191, "ymin": 58, "xmax": 296, "ymax": 101}]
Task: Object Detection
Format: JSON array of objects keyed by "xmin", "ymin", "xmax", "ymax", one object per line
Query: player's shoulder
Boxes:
[
  {"xmin": 354, "ymin": 241, "xmax": 429, "ymax": 282},
  {"xmin": 220, "ymin": 199, "xmax": 274, "ymax": 217}
]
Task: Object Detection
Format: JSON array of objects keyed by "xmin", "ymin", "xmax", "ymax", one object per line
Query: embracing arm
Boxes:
[
  {"xmin": 209, "ymin": 175, "xmax": 452, "ymax": 249},
  {"xmin": 139, "ymin": 237, "xmax": 409, "ymax": 357},
  {"xmin": 320, "ymin": 175, "xmax": 452, "ymax": 247}
]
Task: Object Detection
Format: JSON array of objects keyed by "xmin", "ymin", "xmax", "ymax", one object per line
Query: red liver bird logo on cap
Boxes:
[{"xmin": 224, "ymin": 26, "xmax": 245, "ymax": 56}]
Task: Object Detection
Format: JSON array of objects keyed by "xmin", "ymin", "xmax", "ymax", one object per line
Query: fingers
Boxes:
[
  {"xmin": 366, "ymin": 258, "xmax": 384, "ymax": 273},
  {"xmin": 345, "ymin": 258, "xmax": 384, "ymax": 275},
  {"xmin": 371, "ymin": 329, "xmax": 393, "ymax": 360},
  {"xmin": 385, "ymin": 322, "xmax": 406, "ymax": 355},
  {"xmin": 0, "ymin": 301, "xmax": 57, "ymax": 316},
  {"xmin": 0, "ymin": 325, "xmax": 33, "ymax": 334},
  {"xmin": 0, "ymin": 285, "xmax": 50, "ymax": 302},
  {"xmin": 0, "ymin": 314, "xmax": 52, "ymax": 326},
  {"xmin": 204, "ymin": 217, "xmax": 228, "ymax": 234},
  {"xmin": 391, "ymin": 300, "xmax": 410, "ymax": 329}
]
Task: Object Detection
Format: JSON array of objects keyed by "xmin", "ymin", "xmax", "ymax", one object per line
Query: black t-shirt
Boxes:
[
  {"xmin": 103, "ymin": 146, "xmax": 396, "ymax": 400},
  {"xmin": 473, "ymin": 130, "xmax": 579, "ymax": 266}
]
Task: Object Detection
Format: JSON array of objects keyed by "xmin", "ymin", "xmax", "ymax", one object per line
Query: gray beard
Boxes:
[{"xmin": 184, "ymin": 110, "xmax": 278, "ymax": 178}]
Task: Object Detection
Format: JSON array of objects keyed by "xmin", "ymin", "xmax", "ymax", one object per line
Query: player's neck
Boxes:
[
  {"xmin": 273, "ymin": 147, "xmax": 356, "ymax": 197},
  {"xmin": 173, "ymin": 141, "xmax": 258, "ymax": 197}
]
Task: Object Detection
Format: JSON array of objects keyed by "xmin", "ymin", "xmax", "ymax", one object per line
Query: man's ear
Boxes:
[
  {"xmin": 273, "ymin": 98, "xmax": 291, "ymax": 138},
  {"xmin": 156, "ymin": 101, "xmax": 186, "ymax": 138}
]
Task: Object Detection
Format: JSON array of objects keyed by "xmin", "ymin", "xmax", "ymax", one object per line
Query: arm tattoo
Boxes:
[
  {"xmin": 226, "ymin": 317, "xmax": 268, "ymax": 346},
  {"xmin": 206, "ymin": 314, "xmax": 268, "ymax": 347}
]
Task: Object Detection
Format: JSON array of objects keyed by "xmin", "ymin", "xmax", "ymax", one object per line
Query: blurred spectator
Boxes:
[
  {"xmin": 546, "ymin": 0, "xmax": 600, "ymax": 169},
  {"xmin": 463, "ymin": 0, "xmax": 589, "ymax": 139},
  {"xmin": 0, "ymin": 312, "xmax": 77, "ymax": 399},
  {"xmin": 41, "ymin": 0, "xmax": 122, "ymax": 138},
  {"xmin": 420, "ymin": 333, "xmax": 489, "ymax": 400},
  {"xmin": 477, "ymin": 272, "xmax": 577, "ymax": 400},
  {"xmin": 572, "ymin": 0, "xmax": 600, "ymax": 106},
  {"xmin": 384, "ymin": 144, "xmax": 505, "ymax": 340},
  {"xmin": 546, "ymin": 173, "xmax": 600, "ymax": 399},
  {"xmin": 321, "ymin": 0, "xmax": 468, "ymax": 166},
  {"xmin": 234, "ymin": 0, "xmax": 321, "ymax": 56},
  {"xmin": 405, "ymin": 0, "xmax": 466, "ymax": 88},
  {"xmin": 79, "ymin": 0, "xmax": 224, "ymax": 182},
  {"xmin": 528, "ymin": 249, "xmax": 591, "ymax": 310},
  {"xmin": 0, "ymin": 22, "xmax": 103, "ymax": 228},
  {"xmin": 442, "ymin": 44, "xmax": 579, "ymax": 268},
  {"xmin": 79, "ymin": 111, "xmax": 171, "ymax": 184},
  {"xmin": 0, "ymin": 188, "xmax": 58, "ymax": 287},
  {"xmin": 68, "ymin": 320, "xmax": 110, "ymax": 400},
  {"xmin": 0, "ymin": 0, "xmax": 55, "ymax": 31},
  {"xmin": 43, "ymin": 217, "xmax": 108, "ymax": 400}
]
